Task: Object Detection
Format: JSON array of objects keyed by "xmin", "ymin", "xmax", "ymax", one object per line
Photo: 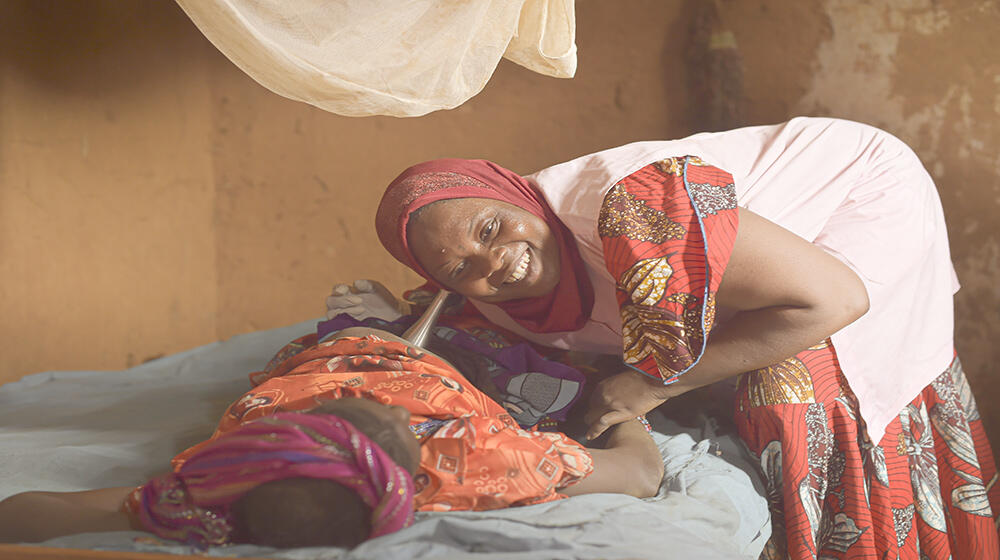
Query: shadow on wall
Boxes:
[
  {"xmin": 683, "ymin": 0, "xmax": 745, "ymax": 132},
  {"xmin": 4, "ymin": 0, "xmax": 206, "ymax": 93}
]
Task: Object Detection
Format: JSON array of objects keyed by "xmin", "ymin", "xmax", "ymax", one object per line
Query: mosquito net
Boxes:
[{"xmin": 176, "ymin": 0, "xmax": 576, "ymax": 117}]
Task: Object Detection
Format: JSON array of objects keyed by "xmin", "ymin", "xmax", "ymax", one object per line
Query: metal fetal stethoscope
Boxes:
[{"xmin": 400, "ymin": 290, "xmax": 450, "ymax": 350}]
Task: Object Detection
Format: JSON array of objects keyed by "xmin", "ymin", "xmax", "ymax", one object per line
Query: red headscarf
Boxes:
[{"xmin": 375, "ymin": 159, "xmax": 594, "ymax": 333}]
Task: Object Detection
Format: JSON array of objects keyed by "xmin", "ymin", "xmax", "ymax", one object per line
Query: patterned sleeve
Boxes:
[
  {"xmin": 597, "ymin": 156, "xmax": 739, "ymax": 384},
  {"xmin": 414, "ymin": 416, "xmax": 593, "ymax": 512}
]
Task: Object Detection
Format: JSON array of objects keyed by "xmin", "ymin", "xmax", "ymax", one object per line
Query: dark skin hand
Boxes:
[{"xmin": 584, "ymin": 371, "xmax": 675, "ymax": 441}]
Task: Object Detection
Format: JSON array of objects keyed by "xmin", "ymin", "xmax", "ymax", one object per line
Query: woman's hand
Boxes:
[
  {"xmin": 584, "ymin": 370, "xmax": 675, "ymax": 440},
  {"xmin": 325, "ymin": 279, "xmax": 409, "ymax": 321}
]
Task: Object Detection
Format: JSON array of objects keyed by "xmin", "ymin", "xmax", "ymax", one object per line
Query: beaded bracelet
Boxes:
[{"xmin": 636, "ymin": 415, "xmax": 652, "ymax": 432}]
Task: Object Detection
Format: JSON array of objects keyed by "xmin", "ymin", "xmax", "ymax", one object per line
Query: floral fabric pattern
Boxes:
[
  {"xmin": 746, "ymin": 356, "xmax": 817, "ymax": 407},
  {"xmin": 736, "ymin": 344, "xmax": 1000, "ymax": 559},
  {"xmin": 597, "ymin": 155, "xmax": 999, "ymax": 558},
  {"xmin": 598, "ymin": 157, "xmax": 739, "ymax": 383}
]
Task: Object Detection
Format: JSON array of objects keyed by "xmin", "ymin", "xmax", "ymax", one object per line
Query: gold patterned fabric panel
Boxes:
[
  {"xmin": 620, "ymin": 304, "xmax": 694, "ymax": 379},
  {"xmin": 653, "ymin": 155, "xmax": 710, "ymax": 176},
  {"xmin": 598, "ymin": 183, "xmax": 686, "ymax": 243},
  {"xmin": 666, "ymin": 292, "xmax": 712, "ymax": 348},
  {"xmin": 619, "ymin": 256, "xmax": 674, "ymax": 306},
  {"xmin": 746, "ymin": 357, "xmax": 817, "ymax": 407}
]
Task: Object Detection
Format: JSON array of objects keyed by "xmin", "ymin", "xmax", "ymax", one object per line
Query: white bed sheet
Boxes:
[{"xmin": 0, "ymin": 319, "xmax": 770, "ymax": 559}]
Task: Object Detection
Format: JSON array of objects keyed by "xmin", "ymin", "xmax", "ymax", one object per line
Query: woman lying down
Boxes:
[{"xmin": 0, "ymin": 316, "xmax": 665, "ymax": 549}]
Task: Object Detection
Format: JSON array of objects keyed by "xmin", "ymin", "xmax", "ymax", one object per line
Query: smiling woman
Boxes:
[
  {"xmin": 368, "ymin": 117, "xmax": 1000, "ymax": 559},
  {"xmin": 408, "ymin": 198, "xmax": 561, "ymax": 301},
  {"xmin": 376, "ymin": 158, "xmax": 595, "ymax": 334}
]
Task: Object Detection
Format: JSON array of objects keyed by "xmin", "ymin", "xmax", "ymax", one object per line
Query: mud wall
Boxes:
[{"xmin": 726, "ymin": 0, "xmax": 1000, "ymax": 447}]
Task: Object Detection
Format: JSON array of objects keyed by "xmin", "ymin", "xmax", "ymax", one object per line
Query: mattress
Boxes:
[{"xmin": 0, "ymin": 319, "xmax": 770, "ymax": 559}]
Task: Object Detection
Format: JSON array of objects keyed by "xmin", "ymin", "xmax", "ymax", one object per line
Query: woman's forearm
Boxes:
[
  {"xmin": 563, "ymin": 419, "xmax": 664, "ymax": 498},
  {"xmin": 608, "ymin": 419, "xmax": 665, "ymax": 496},
  {"xmin": 668, "ymin": 299, "xmax": 865, "ymax": 397},
  {"xmin": 0, "ymin": 488, "xmax": 139, "ymax": 543}
]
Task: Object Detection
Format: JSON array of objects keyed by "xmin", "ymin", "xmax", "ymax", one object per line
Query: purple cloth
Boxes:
[{"xmin": 317, "ymin": 314, "xmax": 585, "ymax": 427}]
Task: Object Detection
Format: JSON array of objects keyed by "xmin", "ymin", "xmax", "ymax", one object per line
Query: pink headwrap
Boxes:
[
  {"xmin": 375, "ymin": 158, "xmax": 594, "ymax": 333},
  {"xmin": 137, "ymin": 412, "xmax": 415, "ymax": 548}
]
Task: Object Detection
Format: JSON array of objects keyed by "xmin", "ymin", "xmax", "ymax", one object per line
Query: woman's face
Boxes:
[{"xmin": 407, "ymin": 198, "xmax": 561, "ymax": 303}]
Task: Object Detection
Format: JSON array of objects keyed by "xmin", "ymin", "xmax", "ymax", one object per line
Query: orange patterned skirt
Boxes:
[{"xmin": 735, "ymin": 341, "xmax": 1000, "ymax": 559}]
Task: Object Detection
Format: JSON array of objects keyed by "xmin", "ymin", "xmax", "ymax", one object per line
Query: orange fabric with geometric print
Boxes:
[{"xmin": 172, "ymin": 334, "xmax": 593, "ymax": 512}]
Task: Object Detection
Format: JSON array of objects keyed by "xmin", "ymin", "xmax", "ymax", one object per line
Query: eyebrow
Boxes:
[{"xmin": 466, "ymin": 213, "xmax": 477, "ymax": 238}]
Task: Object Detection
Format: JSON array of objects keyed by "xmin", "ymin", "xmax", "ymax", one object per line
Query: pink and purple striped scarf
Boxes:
[{"xmin": 136, "ymin": 412, "xmax": 415, "ymax": 547}]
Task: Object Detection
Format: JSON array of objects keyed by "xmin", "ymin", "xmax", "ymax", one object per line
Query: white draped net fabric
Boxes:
[{"xmin": 176, "ymin": 0, "xmax": 577, "ymax": 117}]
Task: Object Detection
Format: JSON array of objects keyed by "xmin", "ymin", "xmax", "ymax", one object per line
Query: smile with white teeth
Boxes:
[{"xmin": 504, "ymin": 251, "xmax": 531, "ymax": 284}]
